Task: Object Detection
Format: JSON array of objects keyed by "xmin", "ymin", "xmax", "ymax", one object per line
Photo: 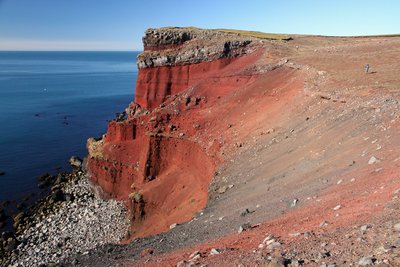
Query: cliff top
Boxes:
[
  {"xmin": 138, "ymin": 27, "xmax": 400, "ymax": 70},
  {"xmin": 137, "ymin": 27, "xmax": 290, "ymax": 68},
  {"xmin": 146, "ymin": 26, "xmax": 292, "ymax": 42}
]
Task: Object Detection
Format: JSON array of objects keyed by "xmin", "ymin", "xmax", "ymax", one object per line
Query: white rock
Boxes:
[
  {"xmin": 289, "ymin": 232, "xmax": 301, "ymax": 237},
  {"xmin": 267, "ymin": 242, "xmax": 282, "ymax": 249},
  {"xmin": 189, "ymin": 251, "xmax": 200, "ymax": 259},
  {"xmin": 262, "ymin": 235, "xmax": 273, "ymax": 244},
  {"xmin": 368, "ymin": 156, "xmax": 380, "ymax": 164},
  {"xmin": 210, "ymin": 248, "xmax": 222, "ymax": 255},
  {"xmin": 319, "ymin": 221, "xmax": 329, "ymax": 227},
  {"xmin": 265, "ymin": 238, "xmax": 276, "ymax": 246},
  {"xmin": 358, "ymin": 256, "xmax": 373, "ymax": 266}
]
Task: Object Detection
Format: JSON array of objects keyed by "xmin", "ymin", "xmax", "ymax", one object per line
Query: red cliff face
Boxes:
[
  {"xmin": 135, "ymin": 57, "xmax": 238, "ymax": 109},
  {"xmin": 86, "ymin": 27, "xmax": 292, "ymax": 238}
]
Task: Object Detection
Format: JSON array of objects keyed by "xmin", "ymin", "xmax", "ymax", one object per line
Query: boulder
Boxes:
[
  {"xmin": 69, "ymin": 156, "xmax": 83, "ymax": 170},
  {"xmin": 238, "ymin": 223, "xmax": 252, "ymax": 233},
  {"xmin": 38, "ymin": 180, "xmax": 50, "ymax": 189},
  {"xmin": 54, "ymin": 173, "xmax": 66, "ymax": 185},
  {"xmin": 12, "ymin": 212, "xmax": 25, "ymax": 229},
  {"xmin": 37, "ymin": 173, "xmax": 51, "ymax": 181},
  {"xmin": 13, "ymin": 212, "xmax": 25, "ymax": 223},
  {"xmin": 51, "ymin": 189, "xmax": 65, "ymax": 202},
  {"xmin": 0, "ymin": 209, "xmax": 6, "ymax": 222},
  {"xmin": 4, "ymin": 237, "xmax": 18, "ymax": 252},
  {"xmin": 140, "ymin": 248, "xmax": 154, "ymax": 257},
  {"xmin": 358, "ymin": 256, "xmax": 374, "ymax": 266}
]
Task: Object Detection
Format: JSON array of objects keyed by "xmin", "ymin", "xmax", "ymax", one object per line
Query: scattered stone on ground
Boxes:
[
  {"xmin": 210, "ymin": 248, "xmax": 222, "ymax": 255},
  {"xmin": 358, "ymin": 256, "xmax": 374, "ymax": 266},
  {"xmin": 238, "ymin": 223, "xmax": 252, "ymax": 233},
  {"xmin": 291, "ymin": 198, "xmax": 299, "ymax": 207},
  {"xmin": 368, "ymin": 156, "xmax": 379, "ymax": 165}
]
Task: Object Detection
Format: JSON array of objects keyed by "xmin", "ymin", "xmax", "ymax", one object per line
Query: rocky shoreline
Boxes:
[{"xmin": 0, "ymin": 160, "xmax": 130, "ymax": 267}]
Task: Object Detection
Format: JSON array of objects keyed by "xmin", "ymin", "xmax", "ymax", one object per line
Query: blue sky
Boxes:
[{"xmin": 0, "ymin": 0, "xmax": 399, "ymax": 51}]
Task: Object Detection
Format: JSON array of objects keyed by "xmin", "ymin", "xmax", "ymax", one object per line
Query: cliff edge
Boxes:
[
  {"xmin": 84, "ymin": 28, "xmax": 400, "ymax": 266},
  {"xmin": 86, "ymin": 27, "xmax": 276, "ymax": 237}
]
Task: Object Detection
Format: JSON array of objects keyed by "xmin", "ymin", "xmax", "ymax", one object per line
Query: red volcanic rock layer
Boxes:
[
  {"xmin": 87, "ymin": 54, "xmax": 260, "ymax": 237},
  {"xmin": 86, "ymin": 28, "xmax": 265, "ymax": 238},
  {"xmin": 88, "ymin": 133, "xmax": 215, "ymax": 237},
  {"xmin": 135, "ymin": 57, "xmax": 237, "ymax": 109}
]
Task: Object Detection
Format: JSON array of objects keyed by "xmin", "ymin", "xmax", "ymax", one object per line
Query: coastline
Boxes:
[
  {"xmin": 0, "ymin": 51, "xmax": 137, "ymax": 205},
  {"xmin": 0, "ymin": 162, "xmax": 130, "ymax": 266}
]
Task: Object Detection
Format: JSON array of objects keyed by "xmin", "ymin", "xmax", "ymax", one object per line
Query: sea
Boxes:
[{"xmin": 0, "ymin": 51, "xmax": 139, "ymax": 204}]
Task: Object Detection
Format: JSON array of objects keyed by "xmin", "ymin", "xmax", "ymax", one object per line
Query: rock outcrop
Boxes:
[
  {"xmin": 136, "ymin": 27, "xmax": 259, "ymax": 109},
  {"xmin": 86, "ymin": 27, "xmax": 287, "ymax": 237},
  {"xmin": 139, "ymin": 27, "xmax": 254, "ymax": 68}
]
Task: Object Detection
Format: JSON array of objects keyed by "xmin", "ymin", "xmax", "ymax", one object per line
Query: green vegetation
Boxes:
[
  {"xmin": 156, "ymin": 26, "xmax": 292, "ymax": 41},
  {"xmin": 354, "ymin": 34, "xmax": 400, "ymax": 38},
  {"xmin": 216, "ymin": 29, "xmax": 292, "ymax": 41},
  {"xmin": 129, "ymin": 191, "xmax": 143, "ymax": 202},
  {"xmin": 152, "ymin": 27, "xmax": 400, "ymax": 40}
]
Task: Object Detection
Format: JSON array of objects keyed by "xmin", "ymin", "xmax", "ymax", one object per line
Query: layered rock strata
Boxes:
[{"xmin": 86, "ymin": 27, "xmax": 271, "ymax": 237}]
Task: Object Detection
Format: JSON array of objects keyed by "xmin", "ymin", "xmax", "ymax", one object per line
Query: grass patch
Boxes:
[
  {"xmin": 129, "ymin": 191, "xmax": 143, "ymax": 202},
  {"xmin": 216, "ymin": 29, "xmax": 292, "ymax": 41},
  {"xmin": 352, "ymin": 34, "xmax": 400, "ymax": 38},
  {"xmin": 154, "ymin": 27, "xmax": 292, "ymax": 41}
]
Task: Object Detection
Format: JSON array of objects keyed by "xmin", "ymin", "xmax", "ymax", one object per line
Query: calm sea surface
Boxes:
[{"xmin": 0, "ymin": 51, "xmax": 138, "ymax": 203}]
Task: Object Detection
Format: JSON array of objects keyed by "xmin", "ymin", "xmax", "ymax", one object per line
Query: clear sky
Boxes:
[{"xmin": 0, "ymin": 0, "xmax": 399, "ymax": 51}]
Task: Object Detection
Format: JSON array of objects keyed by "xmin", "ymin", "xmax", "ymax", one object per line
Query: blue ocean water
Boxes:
[{"xmin": 0, "ymin": 51, "xmax": 138, "ymax": 203}]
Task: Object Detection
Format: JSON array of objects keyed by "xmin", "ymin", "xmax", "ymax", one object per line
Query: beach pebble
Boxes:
[{"xmin": 5, "ymin": 175, "xmax": 129, "ymax": 267}]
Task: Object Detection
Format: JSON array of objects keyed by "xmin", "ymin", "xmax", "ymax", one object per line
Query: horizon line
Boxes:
[{"xmin": 0, "ymin": 50, "xmax": 143, "ymax": 52}]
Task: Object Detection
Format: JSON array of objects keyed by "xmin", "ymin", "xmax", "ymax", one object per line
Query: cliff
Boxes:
[
  {"xmin": 86, "ymin": 27, "xmax": 288, "ymax": 237},
  {"xmin": 81, "ymin": 29, "xmax": 400, "ymax": 265},
  {"xmin": 135, "ymin": 27, "xmax": 259, "ymax": 109}
]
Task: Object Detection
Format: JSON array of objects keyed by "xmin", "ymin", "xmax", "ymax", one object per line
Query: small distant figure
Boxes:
[{"xmin": 364, "ymin": 64, "xmax": 370, "ymax": 73}]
